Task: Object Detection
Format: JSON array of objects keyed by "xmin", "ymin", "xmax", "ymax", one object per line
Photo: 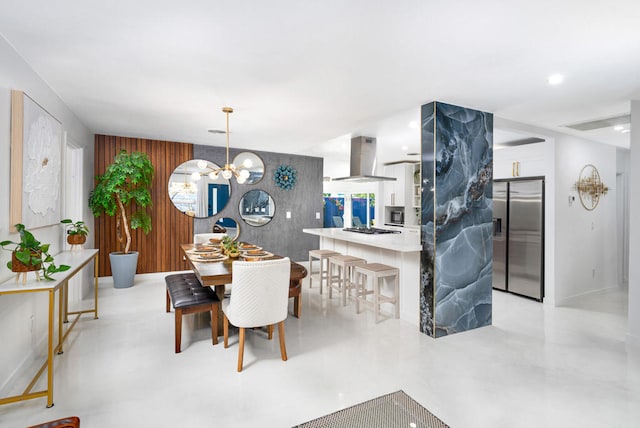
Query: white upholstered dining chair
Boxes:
[
  {"xmin": 222, "ymin": 257, "xmax": 291, "ymax": 372},
  {"xmin": 193, "ymin": 232, "xmax": 227, "ymax": 244}
]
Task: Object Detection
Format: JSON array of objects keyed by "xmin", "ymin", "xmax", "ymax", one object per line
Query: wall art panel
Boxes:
[{"xmin": 10, "ymin": 90, "xmax": 63, "ymax": 230}]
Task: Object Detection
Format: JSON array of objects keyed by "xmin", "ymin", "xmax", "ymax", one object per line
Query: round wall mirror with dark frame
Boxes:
[
  {"xmin": 212, "ymin": 217, "xmax": 240, "ymax": 241},
  {"xmin": 232, "ymin": 152, "xmax": 265, "ymax": 185},
  {"xmin": 168, "ymin": 159, "xmax": 231, "ymax": 218},
  {"xmin": 239, "ymin": 189, "xmax": 275, "ymax": 227}
]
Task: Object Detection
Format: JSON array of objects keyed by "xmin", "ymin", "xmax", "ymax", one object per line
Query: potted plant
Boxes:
[
  {"xmin": 0, "ymin": 223, "xmax": 71, "ymax": 282},
  {"xmin": 88, "ymin": 150, "xmax": 154, "ymax": 288},
  {"xmin": 61, "ymin": 219, "xmax": 89, "ymax": 246},
  {"xmin": 221, "ymin": 236, "xmax": 240, "ymax": 258}
]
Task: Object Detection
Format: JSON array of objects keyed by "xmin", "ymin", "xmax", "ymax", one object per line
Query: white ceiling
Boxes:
[{"xmin": 1, "ymin": 0, "xmax": 638, "ymax": 166}]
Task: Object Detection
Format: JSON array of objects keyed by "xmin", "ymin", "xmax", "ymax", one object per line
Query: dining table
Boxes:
[{"xmin": 180, "ymin": 244, "xmax": 307, "ymax": 318}]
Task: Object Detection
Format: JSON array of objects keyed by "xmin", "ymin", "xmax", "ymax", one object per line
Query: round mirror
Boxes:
[
  {"xmin": 232, "ymin": 152, "xmax": 264, "ymax": 184},
  {"xmin": 239, "ymin": 189, "xmax": 275, "ymax": 227},
  {"xmin": 212, "ymin": 217, "xmax": 240, "ymax": 241},
  {"xmin": 168, "ymin": 159, "xmax": 231, "ymax": 218}
]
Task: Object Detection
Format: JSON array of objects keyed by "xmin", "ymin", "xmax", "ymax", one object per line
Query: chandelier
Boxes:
[{"xmin": 199, "ymin": 106, "xmax": 251, "ymax": 184}]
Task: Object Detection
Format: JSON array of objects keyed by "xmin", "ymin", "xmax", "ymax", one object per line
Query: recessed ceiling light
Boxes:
[
  {"xmin": 401, "ymin": 145, "xmax": 408, "ymax": 151},
  {"xmin": 409, "ymin": 121, "xmax": 418, "ymax": 129},
  {"xmin": 614, "ymin": 125, "xmax": 624, "ymax": 131},
  {"xmin": 547, "ymin": 74, "xmax": 564, "ymax": 85}
]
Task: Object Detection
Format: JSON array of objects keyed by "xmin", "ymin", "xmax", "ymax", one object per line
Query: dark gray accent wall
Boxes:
[{"xmin": 193, "ymin": 145, "xmax": 322, "ymax": 262}]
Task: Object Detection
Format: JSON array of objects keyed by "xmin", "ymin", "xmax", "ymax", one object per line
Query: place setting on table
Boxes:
[
  {"xmin": 237, "ymin": 242, "xmax": 274, "ymax": 261},
  {"xmin": 184, "ymin": 239, "xmax": 273, "ymax": 263},
  {"xmin": 184, "ymin": 242, "xmax": 227, "ymax": 262},
  {"xmin": 180, "ymin": 238, "xmax": 307, "ymax": 318}
]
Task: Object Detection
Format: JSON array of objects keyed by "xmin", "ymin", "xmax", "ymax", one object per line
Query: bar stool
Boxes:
[
  {"xmin": 327, "ymin": 255, "xmax": 367, "ymax": 306},
  {"xmin": 354, "ymin": 263, "xmax": 400, "ymax": 323},
  {"xmin": 308, "ymin": 249, "xmax": 341, "ymax": 294}
]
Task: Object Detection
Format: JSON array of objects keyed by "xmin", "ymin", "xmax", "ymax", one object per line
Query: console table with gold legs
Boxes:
[{"xmin": 0, "ymin": 249, "xmax": 99, "ymax": 408}]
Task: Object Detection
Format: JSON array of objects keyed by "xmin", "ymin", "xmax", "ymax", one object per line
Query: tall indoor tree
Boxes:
[{"xmin": 89, "ymin": 149, "xmax": 154, "ymax": 287}]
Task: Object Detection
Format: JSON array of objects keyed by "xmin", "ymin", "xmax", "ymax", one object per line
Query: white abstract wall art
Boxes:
[{"xmin": 10, "ymin": 90, "xmax": 63, "ymax": 230}]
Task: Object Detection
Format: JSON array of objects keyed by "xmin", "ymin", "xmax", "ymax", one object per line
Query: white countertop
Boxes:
[
  {"xmin": 303, "ymin": 228, "xmax": 421, "ymax": 252},
  {"xmin": 0, "ymin": 249, "xmax": 98, "ymax": 294}
]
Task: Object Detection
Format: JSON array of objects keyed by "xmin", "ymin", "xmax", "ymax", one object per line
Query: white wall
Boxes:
[
  {"xmin": 0, "ymin": 35, "xmax": 93, "ymax": 394},
  {"xmin": 493, "ymin": 117, "xmax": 620, "ymax": 308},
  {"xmin": 628, "ymin": 100, "xmax": 640, "ymax": 347},
  {"xmin": 554, "ymin": 135, "xmax": 618, "ymax": 304},
  {"xmin": 321, "ymin": 134, "xmax": 350, "ymax": 179},
  {"xmin": 322, "ymin": 106, "xmax": 421, "ymax": 228}
]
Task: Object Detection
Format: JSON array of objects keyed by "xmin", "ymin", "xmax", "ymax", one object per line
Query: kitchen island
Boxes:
[{"xmin": 302, "ymin": 227, "xmax": 421, "ymax": 326}]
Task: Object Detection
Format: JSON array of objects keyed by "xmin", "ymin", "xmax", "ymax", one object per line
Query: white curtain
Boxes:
[{"xmin": 196, "ymin": 180, "xmax": 208, "ymax": 217}]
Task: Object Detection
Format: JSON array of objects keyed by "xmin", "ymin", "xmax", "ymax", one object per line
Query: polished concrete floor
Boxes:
[{"xmin": 1, "ymin": 272, "xmax": 638, "ymax": 427}]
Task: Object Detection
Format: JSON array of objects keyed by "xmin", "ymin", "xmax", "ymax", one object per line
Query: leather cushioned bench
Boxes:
[
  {"xmin": 165, "ymin": 273, "xmax": 220, "ymax": 353},
  {"xmin": 28, "ymin": 416, "xmax": 80, "ymax": 428}
]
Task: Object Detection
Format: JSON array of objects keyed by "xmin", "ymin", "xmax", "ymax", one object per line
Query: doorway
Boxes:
[
  {"xmin": 64, "ymin": 138, "xmax": 84, "ymax": 303},
  {"xmin": 616, "ymin": 172, "xmax": 629, "ymax": 287}
]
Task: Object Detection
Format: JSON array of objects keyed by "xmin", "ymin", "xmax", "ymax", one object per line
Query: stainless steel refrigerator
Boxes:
[{"xmin": 492, "ymin": 178, "xmax": 545, "ymax": 301}]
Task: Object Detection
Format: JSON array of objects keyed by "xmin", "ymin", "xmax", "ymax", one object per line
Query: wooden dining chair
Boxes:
[{"xmin": 222, "ymin": 257, "xmax": 291, "ymax": 372}]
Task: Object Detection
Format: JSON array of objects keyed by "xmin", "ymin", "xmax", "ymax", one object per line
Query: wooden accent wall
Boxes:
[{"xmin": 94, "ymin": 135, "xmax": 193, "ymax": 277}]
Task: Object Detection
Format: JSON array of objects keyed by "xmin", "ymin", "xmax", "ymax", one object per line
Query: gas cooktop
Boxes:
[{"xmin": 343, "ymin": 227, "xmax": 401, "ymax": 235}]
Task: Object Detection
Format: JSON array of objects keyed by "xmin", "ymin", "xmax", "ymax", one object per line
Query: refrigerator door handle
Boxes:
[{"xmin": 493, "ymin": 218, "xmax": 502, "ymax": 236}]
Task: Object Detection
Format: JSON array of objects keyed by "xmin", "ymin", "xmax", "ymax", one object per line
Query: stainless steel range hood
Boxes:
[{"xmin": 332, "ymin": 136, "xmax": 396, "ymax": 182}]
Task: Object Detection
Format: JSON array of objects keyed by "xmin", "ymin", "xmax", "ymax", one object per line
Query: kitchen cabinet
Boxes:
[
  {"xmin": 383, "ymin": 162, "xmax": 419, "ymax": 226},
  {"xmin": 384, "ymin": 163, "xmax": 407, "ymax": 206},
  {"xmin": 493, "ymin": 142, "xmax": 551, "ymax": 179}
]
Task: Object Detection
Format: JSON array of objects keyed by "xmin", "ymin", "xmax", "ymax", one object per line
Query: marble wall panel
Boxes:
[{"xmin": 421, "ymin": 101, "xmax": 493, "ymax": 337}]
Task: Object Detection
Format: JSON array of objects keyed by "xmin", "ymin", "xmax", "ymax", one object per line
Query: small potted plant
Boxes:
[
  {"xmin": 0, "ymin": 223, "xmax": 71, "ymax": 281},
  {"xmin": 221, "ymin": 236, "xmax": 240, "ymax": 258},
  {"xmin": 61, "ymin": 219, "xmax": 89, "ymax": 246}
]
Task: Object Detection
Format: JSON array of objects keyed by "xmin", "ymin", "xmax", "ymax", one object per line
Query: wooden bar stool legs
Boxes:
[
  {"xmin": 308, "ymin": 249, "xmax": 340, "ymax": 294},
  {"xmin": 354, "ymin": 263, "xmax": 400, "ymax": 323},
  {"xmin": 327, "ymin": 255, "xmax": 366, "ymax": 306}
]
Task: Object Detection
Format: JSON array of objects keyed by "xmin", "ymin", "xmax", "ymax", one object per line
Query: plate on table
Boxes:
[
  {"xmin": 241, "ymin": 251, "xmax": 273, "ymax": 260},
  {"xmin": 190, "ymin": 246, "xmax": 216, "ymax": 253},
  {"xmin": 197, "ymin": 251, "xmax": 221, "ymax": 258},
  {"xmin": 238, "ymin": 243, "xmax": 261, "ymax": 251},
  {"xmin": 196, "ymin": 253, "xmax": 228, "ymax": 262},
  {"xmin": 242, "ymin": 249, "xmax": 268, "ymax": 256}
]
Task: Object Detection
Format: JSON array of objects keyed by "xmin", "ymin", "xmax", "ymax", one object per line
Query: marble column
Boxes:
[{"xmin": 420, "ymin": 101, "xmax": 493, "ymax": 338}]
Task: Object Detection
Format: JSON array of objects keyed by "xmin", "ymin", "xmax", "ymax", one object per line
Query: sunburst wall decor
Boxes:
[{"xmin": 274, "ymin": 165, "xmax": 297, "ymax": 191}]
